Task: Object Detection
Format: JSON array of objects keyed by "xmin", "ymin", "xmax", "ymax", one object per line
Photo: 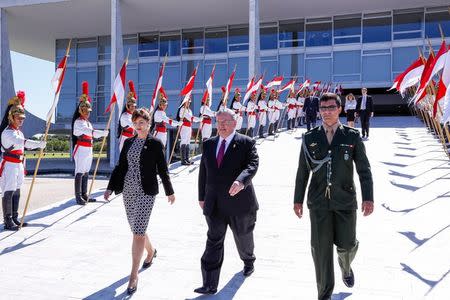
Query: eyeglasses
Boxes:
[
  {"xmin": 216, "ymin": 120, "xmax": 235, "ymax": 125},
  {"xmin": 319, "ymin": 105, "xmax": 339, "ymax": 112}
]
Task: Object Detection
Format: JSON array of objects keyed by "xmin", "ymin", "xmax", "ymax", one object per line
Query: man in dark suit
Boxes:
[
  {"xmin": 303, "ymin": 93, "xmax": 320, "ymax": 131},
  {"xmin": 195, "ymin": 108, "xmax": 259, "ymax": 295},
  {"xmin": 356, "ymin": 88, "xmax": 374, "ymax": 139}
]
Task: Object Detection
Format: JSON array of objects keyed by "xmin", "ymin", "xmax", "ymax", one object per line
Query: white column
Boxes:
[
  {"xmin": 249, "ymin": 0, "xmax": 260, "ymax": 79},
  {"xmin": 110, "ymin": 0, "xmax": 124, "ymax": 167},
  {"xmin": 0, "ymin": 8, "xmax": 15, "ymax": 116}
]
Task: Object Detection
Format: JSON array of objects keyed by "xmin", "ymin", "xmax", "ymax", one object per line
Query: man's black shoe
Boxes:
[
  {"xmin": 343, "ymin": 269, "xmax": 354, "ymax": 288},
  {"xmin": 243, "ymin": 265, "xmax": 254, "ymax": 277},
  {"xmin": 193, "ymin": 286, "xmax": 217, "ymax": 294}
]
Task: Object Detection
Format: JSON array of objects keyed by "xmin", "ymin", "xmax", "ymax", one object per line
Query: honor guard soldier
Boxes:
[
  {"xmin": 118, "ymin": 80, "xmax": 137, "ymax": 151},
  {"xmin": 0, "ymin": 91, "xmax": 46, "ymax": 230},
  {"xmin": 200, "ymin": 94, "xmax": 215, "ymax": 141},
  {"xmin": 245, "ymin": 91, "xmax": 258, "ymax": 138},
  {"xmin": 71, "ymin": 82, "xmax": 109, "ymax": 205},
  {"xmin": 296, "ymin": 90, "xmax": 306, "ymax": 127},
  {"xmin": 177, "ymin": 96, "xmax": 201, "ymax": 165},
  {"xmin": 293, "ymin": 93, "xmax": 374, "ymax": 300},
  {"xmin": 230, "ymin": 88, "xmax": 245, "ymax": 133},
  {"xmin": 152, "ymin": 87, "xmax": 180, "ymax": 148},
  {"xmin": 257, "ymin": 86, "xmax": 268, "ymax": 138},
  {"xmin": 287, "ymin": 90, "xmax": 297, "ymax": 130},
  {"xmin": 268, "ymin": 89, "xmax": 283, "ymax": 136}
]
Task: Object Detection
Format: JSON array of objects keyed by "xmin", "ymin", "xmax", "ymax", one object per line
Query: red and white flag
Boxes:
[
  {"xmin": 414, "ymin": 41, "xmax": 448, "ymax": 104},
  {"xmin": 47, "ymin": 55, "xmax": 68, "ymax": 122},
  {"xmin": 243, "ymin": 76, "xmax": 263, "ymax": 105},
  {"xmin": 312, "ymin": 81, "xmax": 321, "ymax": 90},
  {"xmin": 295, "ymin": 79, "xmax": 310, "ymax": 96},
  {"xmin": 179, "ymin": 67, "xmax": 198, "ymax": 107},
  {"xmin": 223, "ymin": 70, "xmax": 236, "ymax": 102},
  {"xmin": 266, "ymin": 76, "xmax": 284, "ymax": 88},
  {"xmin": 201, "ymin": 65, "xmax": 215, "ymax": 104},
  {"xmin": 389, "ymin": 57, "xmax": 424, "ymax": 93},
  {"xmin": 105, "ymin": 59, "xmax": 127, "ymax": 114},
  {"xmin": 439, "ymin": 47, "xmax": 450, "ymax": 123},
  {"xmin": 278, "ymin": 78, "xmax": 296, "ymax": 93},
  {"xmin": 150, "ymin": 62, "xmax": 166, "ymax": 111}
]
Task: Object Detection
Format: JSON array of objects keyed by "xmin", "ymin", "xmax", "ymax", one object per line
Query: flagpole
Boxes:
[
  {"xmin": 20, "ymin": 40, "xmax": 72, "ymax": 229},
  {"xmin": 87, "ymin": 50, "xmax": 130, "ymax": 199}
]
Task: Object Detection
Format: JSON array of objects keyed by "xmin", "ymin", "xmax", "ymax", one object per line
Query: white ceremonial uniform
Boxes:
[
  {"xmin": 0, "ymin": 127, "xmax": 43, "ymax": 192},
  {"xmin": 268, "ymin": 99, "xmax": 284, "ymax": 123},
  {"xmin": 258, "ymin": 100, "xmax": 268, "ymax": 126},
  {"xmin": 296, "ymin": 97, "xmax": 305, "ymax": 118},
  {"xmin": 200, "ymin": 105, "xmax": 215, "ymax": 140},
  {"xmin": 232, "ymin": 101, "xmax": 245, "ymax": 130},
  {"xmin": 119, "ymin": 111, "xmax": 135, "ymax": 151},
  {"xmin": 246, "ymin": 101, "xmax": 257, "ymax": 128},
  {"xmin": 153, "ymin": 109, "xmax": 180, "ymax": 147},
  {"xmin": 73, "ymin": 118, "xmax": 108, "ymax": 174},
  {"xmin": 179, "ymin": 107, "xmax": 201, "ymax": 146},
  {"xmin": 287, "ymin": 97, "xmax": 297, "ymax": 120}
]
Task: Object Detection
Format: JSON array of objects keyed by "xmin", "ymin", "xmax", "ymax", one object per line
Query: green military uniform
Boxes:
[{"xmin": 294, "ymin": 124, "xmax": 373, "ymax": 300}]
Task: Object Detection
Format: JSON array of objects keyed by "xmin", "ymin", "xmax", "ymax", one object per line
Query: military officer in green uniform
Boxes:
[{"xmin": 293, "ymin": 92, "xmax": 374, "ymax": 300}]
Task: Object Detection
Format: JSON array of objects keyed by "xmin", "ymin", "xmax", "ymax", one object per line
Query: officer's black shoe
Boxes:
[
  {"xmin": 243, "ymin": 265, "xmax": 255, "ymax": 277},
  {"xmin": 342, "ymin": 268, "xmax": 354, "ymax": 288},
  {"xmin": 194, "ymin": 286, "xmax": 217, "ymax": 294}
]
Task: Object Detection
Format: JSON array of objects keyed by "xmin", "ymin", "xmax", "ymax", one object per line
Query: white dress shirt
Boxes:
[{"xmin": 216, "ymin": 132, "xmax": 236, "ymax": 157}]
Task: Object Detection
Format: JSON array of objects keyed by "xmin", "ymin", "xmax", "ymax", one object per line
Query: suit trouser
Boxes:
[
  {"xmin": 306, "ymin": 114, "xmax": 317, "ymax": 131},
  {"xmin": 309, "ymin": 210, "xmax": 359, "ymax": 300},
  {"xmin": 201, "ymin": 211, "xmax": 257, "ymax": 289},
  {"xmin": 359, "ymin": 110, "xmax": 370, "ymax": 137}
]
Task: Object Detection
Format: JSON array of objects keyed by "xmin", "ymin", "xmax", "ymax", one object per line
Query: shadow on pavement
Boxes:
[{"xmin": 186, "ymin": 272, "xmax": 246, "ymax": 300}]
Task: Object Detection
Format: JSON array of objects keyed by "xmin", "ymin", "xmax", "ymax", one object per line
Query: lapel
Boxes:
[
  {"xmin": 317, "ymin": 126, "xmax": 329, "ymax": 154},
  {"xmin": 210, "ymin": 136, "xmax": 220, "ymax": 169},
  {"xmin": 330, "ymin": 124, "xmax": 345, "ymax": 148}
]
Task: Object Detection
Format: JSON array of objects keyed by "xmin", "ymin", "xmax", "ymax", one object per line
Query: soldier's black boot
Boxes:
[
  {"xmin": 185, "ymin": 145, "xmax": 193, "ymax": 165},
  {"xmin": 180, "ymin": 145, "xmax": 190, "ymax": 165},
  {"xmin": 12, "ymin": 189, "xmax": 27, "ymax": 227},
  {"xmin": 74, "ymin": 173, "xmax": 86, "ymax": 205},
  {"xmin": 81, "ymin": 173, "xmax": 97, "ymax": 202},
  {"xmin": 2, "ymin": 191, "xmax": 18, "ymax": 231},
  {"xmin": 274, "ymin": 121, "xmax": 279, "ymax": 133},
  {"xmin": 268, "ymin": 123, "xmax": 274, "ymax": 136},
  {"xmin": 258, "ymin": 125, "xmax": 264, "ymax": 139},
  {"xmin": 247, "ymin": 127, "xmax": 253, "ymax": 138}
]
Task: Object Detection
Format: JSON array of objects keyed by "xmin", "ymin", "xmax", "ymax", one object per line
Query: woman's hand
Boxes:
[
  {"xmin": 104, "ymin": 190, "xmax": 112, "ymax": 202},
  {"xmin": 167, "ymin": 194, "xmax": 175, "ymax": 205}
]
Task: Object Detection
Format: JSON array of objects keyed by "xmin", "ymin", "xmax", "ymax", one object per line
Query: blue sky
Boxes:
[{"xmin": 11, "ymin": 51, "xmax": 54, "ymax": 121}]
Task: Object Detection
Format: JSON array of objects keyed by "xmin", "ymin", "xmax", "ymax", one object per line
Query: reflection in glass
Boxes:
[
  {"xmin": 160, "ymin": 35, "xmax": 181, "ymax": 56},
  {"xmin": 229, "ymin": 27, "xmax": 249, "ymax": 51},
  {"xmin": 306, "ymin": 22, "xmax": 332, "ymax": 47},
  {"xmin": 260, "ymin": 27, "xmax": 278, "ymax": 50},
  {"xmin": 139, "ymin": 34, "xmax": 159, "ymax": 57},
  {"xmin": 362, "ymin": 55, "xmax": 391, "ymax": 82},
  {"xmin": 205, "ymin": 30, "xmax": 227, "ymax": 53},
  {"xmin": 279, "ymin": 54, "xmax": 304, "ymax": 77},
  {"xmin": 77, "ymin": 39, "xmax": 97, "ymax": 63},
  {"xmin": 425, "ymin": 11, "xmax": 450, "ymax": 38},
  {"xmin": 98, "ymin": 36, "xmax": 111, "ymax": 61},
  {"xmin": 279, "ymin": 20, "xmax": 304, "ymax": 48},
  {"xmin": 164, "ymin": 62, "xmax": 181, "ymax": 90},
  {"xmin": 333, "ymin": 51, "xmax": 361, "ymax": 75},
  {"xmin": 124, "ymin": 35, "xmax": 138, "ymax": 59},
  {"xmin": 305, "ymin": 58, "xmax": 332, "ymax": 82},
  {"xmin": 182, "ymin": 31, "xmax": 204, "ymax": 54}
]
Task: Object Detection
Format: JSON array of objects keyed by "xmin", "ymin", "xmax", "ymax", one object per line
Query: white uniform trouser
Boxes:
[
  {"xmin": 297, "ymin": 108, "xmax": 304, "ymax": 118},
  {"xmin": 119, "ymin": 135, "xmax": 131, "ymax": 152},
  {"xmin": 259, "ymin": 112, "xmax": 267, "ymax": 126},
  {"xmin": 74, "ymin": 146, "xmax": 93, "ymax": 174},
  {"xmin": 154, "ymin": 131, "xmax": 167, "ymax": 147},
  {"xmin": 288, "ymin": 109, "xmax": 297, "ymax": 119},
  {"xmin": 180, "ymin": 126, "xmax": 192, "ymax": 145},
  {"xmin": 268, "ymin": 111, "xmax": 278, "ymax": 124},
  {"xmin": 248, "ymin": 115, "xmax": 256, "ymax": 128},
  {"xmin": 0, "ymin": 162, "xmax": 24, "ymax": 192},
  {"xmin": 201, "ymin": 123, "xmax": 212, "ymax": 140},
  {"xmin": 236, "ymin": 115, "xmax": 243, "ymax": 130}
]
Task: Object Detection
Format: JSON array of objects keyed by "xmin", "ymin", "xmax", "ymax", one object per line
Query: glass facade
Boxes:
[{"xmin": 55, "ymin": 5, "xmax": 450, "ymax": 123}]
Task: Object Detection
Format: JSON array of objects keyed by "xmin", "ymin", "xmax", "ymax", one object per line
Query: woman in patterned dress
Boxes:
[{"xmin": 104, "ymin": 108, "xmax": 175, "ymax": 295}]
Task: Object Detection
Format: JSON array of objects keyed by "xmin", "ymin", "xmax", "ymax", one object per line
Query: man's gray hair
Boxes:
[{"xmin": 216, "ymin": 108, "xmax": 237, "ymax": 120}]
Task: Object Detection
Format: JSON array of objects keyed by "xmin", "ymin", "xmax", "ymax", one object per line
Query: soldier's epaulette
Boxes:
[{"xmin": 344, "ymin": 126, "xmax": 360, "ymax": 135}]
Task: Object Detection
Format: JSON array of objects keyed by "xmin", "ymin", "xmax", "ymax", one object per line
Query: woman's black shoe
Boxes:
[
  {"xmin": 127, "ymin": 285, "xmax": 137, "ymax": 295},
  {"xmin": 142, "ymin": 249, "xmax": 157, "ymax": 269}
]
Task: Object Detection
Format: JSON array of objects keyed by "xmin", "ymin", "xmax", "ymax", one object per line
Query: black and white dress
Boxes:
[{"xmin": 123, "ymin": 137, "xmax": 155, "ymax": 235}]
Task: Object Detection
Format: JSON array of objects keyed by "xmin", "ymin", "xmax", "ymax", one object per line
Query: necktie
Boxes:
[
  {"xmin": 217, "ymin": 139, "xmax": 226, "ymax": 167},
  {"xmin": 326, "ymin": 129, "xmax": 334, "ymax": 144}
]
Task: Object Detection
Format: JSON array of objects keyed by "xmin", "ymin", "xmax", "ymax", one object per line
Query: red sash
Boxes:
[
  {"xmin": 0, "ymin": 150, "xmax": 24, "ymax": 176},
  {"xmin": 121, "ymin": 127, "xmax": 134, "ymax": 137}
]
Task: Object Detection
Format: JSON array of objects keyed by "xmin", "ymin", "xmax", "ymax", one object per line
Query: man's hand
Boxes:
[
  {"xmin": 199, "ymin": 201, "xmax": 205, "ymax": 209},
  {"xmin": 293, "ymin": 203, "xmax": 303, "ymax": 219},
  {"xmin": 104, "ymin": 190, "xmax": 112, "ymax": 202},
  {"xmin": 229, "ymin": 181, "xmax": 244, "ymax": 197},
  {"xmin": 361, "ymin": 201, "xmax": 374, "ymax": 216},
  {"xmin": 167, "ymin": 194, "xmax": 175, "ymax": 205}
]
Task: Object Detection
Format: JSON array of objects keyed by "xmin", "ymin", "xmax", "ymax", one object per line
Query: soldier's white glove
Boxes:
[
  {"xmin": 171, "ymin": 120, "xmax": 181, "ymax": 126},
  {"xmin": 101, "ymin": 130, "xmax": 109, "ymax": 137},
  {"xmin": 93, "ymin": 130, "xmax": 109, "ymax": 138},
  {"xmin": 39, "ymin": 141, "xmax": 47, "ymax": 149}
]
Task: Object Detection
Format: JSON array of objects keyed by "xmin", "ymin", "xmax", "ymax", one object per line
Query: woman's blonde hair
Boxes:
[{"xmin": 346, "ymin": 93, "xmax": 355, "ymax": 101}]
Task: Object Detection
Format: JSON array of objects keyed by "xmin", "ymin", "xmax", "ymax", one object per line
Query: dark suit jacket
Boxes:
[
  {"xmin": 107, "ymin": 135, "xmax": 174, "ymax": 196},
  {"xmin": 198, "ymin": 133, "xmax": 259, "ymax": 216},
  {"xmin": 356, "ymin": 95, "xmax": 374, "ymax": 113},
  {"xmin": 302, "ymin": 96, "xmax": 319, "ymax": 116},
  {"xmin": 294, "ymin": 125, "xmax": 373, "ymax": 210}
]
